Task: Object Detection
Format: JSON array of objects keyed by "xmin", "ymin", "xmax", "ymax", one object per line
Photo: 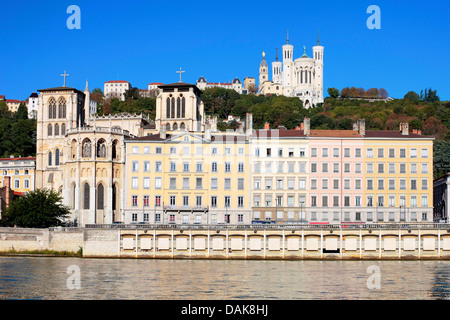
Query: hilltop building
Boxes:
[{"xmin": 259, "ymin": 31, "xmax": 324, "ymax": 108}]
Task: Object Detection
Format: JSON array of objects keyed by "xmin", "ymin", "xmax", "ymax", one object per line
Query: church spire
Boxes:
[
  {"xmin": 84, "ymin": 79, "xmax": 89, "ymax": 92},
  {"xmin": 317, "ymin": 29, "xmax": 320, "ymax": 46},
  {"xmin": 275, "ymin": 48, "xmax": 278, "ymax": 61},
  {"xmin": 286, "ymin": 29, "xmax": 289, "ymax": 44}
]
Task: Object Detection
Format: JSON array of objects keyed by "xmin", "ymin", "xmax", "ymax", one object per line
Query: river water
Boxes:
[{"xmin": 0, "ymin": 256, "xmax": 449, "ymax": 300}]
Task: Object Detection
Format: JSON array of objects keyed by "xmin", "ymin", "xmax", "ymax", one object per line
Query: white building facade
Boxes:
[{"xmin": 259, "ymin": 32, "xmax": 324, "ymax": 108}]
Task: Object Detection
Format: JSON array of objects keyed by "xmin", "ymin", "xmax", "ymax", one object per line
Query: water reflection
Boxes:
[{"xmin": 0, "ymin": 257, "xmax": 449, "ymax": 300}]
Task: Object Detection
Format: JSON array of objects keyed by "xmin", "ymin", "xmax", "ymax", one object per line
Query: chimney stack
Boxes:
[
  {"xmin": 357, "ymin": 119, "xmax": 365, "ymax": 136},
  {"xmin": 205, "ymin": 122, "xmax": 211, "ymax": 140},
  {"xmin": 4, "ymin": 176, "xmax": 12, "ymax": 208},
  {"xmin": 160, "ymin": 123, "xmax": 167, "ymax": 139},
  {"xmin": 303, "ymin": 118, "xmax": 310, "ymax": 136},
  {"xmin": 245, "ymin": 113, "xmax": 253, "ymax": 138},
  {"xmin": 400, "ymin": 122, "xmax": 409, "ymax": 135}
]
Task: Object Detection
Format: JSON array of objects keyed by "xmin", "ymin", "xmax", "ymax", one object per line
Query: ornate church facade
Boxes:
[
  {"xmin": 259, "ymin": 32, "xmax": 324, "ymax": 108},
  {"xmin": 35, "ymin": 81, "xmax": 151, "ymax": 226}
]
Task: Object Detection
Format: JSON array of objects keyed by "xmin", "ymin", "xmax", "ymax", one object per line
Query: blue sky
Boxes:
[{"xmin": 1, "ymin": 0, "xmax": 449, "ymax": 101}]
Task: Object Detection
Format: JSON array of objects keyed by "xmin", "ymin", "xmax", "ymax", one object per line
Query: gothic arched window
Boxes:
[
  {"xmin": 176, "ymin": 97, "xmax": 181, "ymax": 118},
  {"xmin": 112, "ymin": 140, "xmax": 118, "ymax": 159},
  {"xmin": 166, "ymin": 123, "xmax": 171, "ymax": 131},
  {"xmin": 48, "ymin": 98, "xmax": 56, "ymax": 119},
  {"xmin": 55, "ymin": 123, "xmax": 59, "ymax": 136},
  {"xmin": 180, "ymin": 122, "xmax": 186, "ymax": 131},
  {"xmin": 181, "ymin": 96, "xmax": 186, "ymax": 118},
  {"xmin": 97, "ymin": 183, "xmax": 104, "ymax": 210},
  {"xmin": 58, "ymin": 97, "xmax": 66, "ymax": 119},
  {"xmin": 55, "ymin": 148, "xmax": 60, "ymax": 166},
  {"xmin": 97, "ymin": 139, "xmax": 106, "ymax": 158},
  {"xmin": 83, "ymin": 183, "xmax": 90, "ymax": 209},
  {"xmin": 166, "ymin": 97, "xmax": 171, "ymax": 118},
  {"xmin": 48, "ymin": 124, "xmax": 52, "ymax": 136},
  {"xmin": 71, "ymin": 183, "xmax": 76, "ymax": 209},
  {"xmin": 82, "ymin": 139, "xmax": 91, "ymax": 158},
  {"xmin": 61, "ymin": 123, "xmax": 66, "ymax": 135},
  {"xmin": 171, "ymin": 97, "xmax": 175, "ymax": 119},
  {"xmin": 173, "ymin": 123, "xmax": 178, "ymax": 131},
  {"xmin": 48, "ymin": 151, "xmax": 52, "ymax": 166}
]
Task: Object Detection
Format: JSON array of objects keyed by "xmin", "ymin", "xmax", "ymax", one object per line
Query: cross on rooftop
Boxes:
[
  {"xmin": 176, "ymin": 67, "xmax": 185, "ymax": 83},
  {"xmin": 61, "ymin": 71, "xmax": 69, "ymax": 87}
]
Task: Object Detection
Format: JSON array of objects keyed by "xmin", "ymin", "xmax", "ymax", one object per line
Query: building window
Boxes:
[
  {"xmin": 238, "ymin": 196, "xmax": 244, "ymax": 208},
  {"xmin": 238, "ymin": 178, "xmax": 244, "ymax": 190},
  {"xmin": 132, "ymin": 161, "xmax": 139, "ymax": 172},
  {"xmin": 83, "ymin": 183, "xmax": 90, "ymax": 209},
  {"xmin": 210, "ymin": 178, "xmax": 217, "ymax": 190},
  {"xmin": 97, "ymin": 140, "xmax": 106, "ymax": 158},
  {"xmin": 211, "ymin": 162, "xmax": 217, "ymax": 172},
  {"xmin": 97, "ymin": 184, "xmax": 104, "ymax": 210},
  {"xmin": 211, "ymin": 196, "xmax": 217, "ymax": 208},
  {"xmin": 132, "ymin": 177, "xmax": 138, "ymax": 189},
  {"xmin": 225, "ymin": 178, "xmax": 231, "ymax": 190},
  {"xmin": 155, "ymin": 196, "xmax": 161, "ymax": 207},
  {"xmin": 55, "ymin": 148, "xmax": 60, "ymax": 166},
  {"xmin": 48, "ymin": 151, "xmax": 52, "ymax": 166},
  {"xmin": 224, "ymin": 196, "xmax": 231, "ymax": 208}
]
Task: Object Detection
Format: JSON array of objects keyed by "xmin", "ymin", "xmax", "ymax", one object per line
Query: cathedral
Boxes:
[
  {"xmin": 35, "ymin": 79, "xmax": 153, "ymax": 226},
  {"xmin": 258, "ymin": 32, "xmax": 324, "ymax": 108}
]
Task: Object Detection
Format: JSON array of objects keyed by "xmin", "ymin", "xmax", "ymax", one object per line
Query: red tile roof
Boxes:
[
  {"xmin": 364, "ymin": 130, "xmax": 431, "ymax": 139},
  {"xmin": 105, "ymin": 80, "xmax": 129, "ymax": 83},
  {"xmin": 148, "ymin": 82, "xmax": 163, "ymax": 85},
  {"xmin": 5, "ymin": 99, "xmax": 25, "ymax": 104},
  {"xmin": 252, "ymin": 129, "xmax": 306, "ymax": 138},
  {"xmin": 310, "ymin": 130, "xmax": 363, "ymax": 138},
  {"xmin": 0, "ymin": 156, "xmax": 36, "ymax": 161}
]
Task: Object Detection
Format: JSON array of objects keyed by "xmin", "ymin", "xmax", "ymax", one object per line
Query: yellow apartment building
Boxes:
[
  {"xmin": 363, "ymin": 123, "xmax": 434, "ymax": 222},
  {"xmin": 0, "ymin": 156, "xmax": 36, "ymax": 193},
  {"xmin": 124, "ymin": 129, "xmax": 251, "ymax": 225}
]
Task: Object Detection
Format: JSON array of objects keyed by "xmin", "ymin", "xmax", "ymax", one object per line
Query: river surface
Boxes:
[{"xmin": 0, "ymin": 256, "xmax": 450, "ymax": 300}]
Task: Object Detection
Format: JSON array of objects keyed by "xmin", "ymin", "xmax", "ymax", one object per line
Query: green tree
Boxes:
[
  {"xmin": 3, "ymin": 189, "xmax": 70, "ymax": 228},
  {"xmin": 404, "ymin": 91, "xmax": 420, "ymax": 103},
  {"xmin": 327, "ymin": 87, "xmax": 340, "ymax": 98},
  {"xmin": 15, "ymin": 102, "xmax": 28, "ymax": 120}
]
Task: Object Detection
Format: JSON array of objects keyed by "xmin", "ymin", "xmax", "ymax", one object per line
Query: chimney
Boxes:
[
  {"xmin": 245, "ymin": 113, "xmax": 253, "ymax": 138},
  {"xmin": 400, "ymin": 122, "xmax": 409, "ymax": 135},
  {"xmin": 303, "ymin": 118, "xmax": 310, "ymax": 136},
  {"xmin": 357, "ymin": 119, "xmax": 365, "ymax": 136},
  {"xmin": 160, "ymin": 123, "xmax": 167, "ymax": 139},
  {"xmin": 264, "ymin": 122, "xmax": 270, "ymax": 130},
  {"xmin": 4, "ymin": 176, "xmax": 12, "ymax": 208},
  {"xmin": 205, "ymin": 122, "xmax": 211, "ymax": 140},
  {"xmin": 300, "ymin": 123, "xmax": 304, "ymax": 131}
]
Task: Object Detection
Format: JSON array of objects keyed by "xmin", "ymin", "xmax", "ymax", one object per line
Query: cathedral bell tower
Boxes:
[
  {"xmin": 312, "ymin": 30, "xmax": 324, "ymax": 103},
  {"xmin": 258, "ymin": 51, "xmax": 268, "ymax": 93},
  {"xmin": 282, "ymin": 30, "xmax": 294, "ymax": 92},
  {"xmin": 272, "ymin": 48, "xmax": 282, "ymax": 84}
]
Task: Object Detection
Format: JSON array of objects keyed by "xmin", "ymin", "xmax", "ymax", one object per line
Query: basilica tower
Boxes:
[
  {"xmin": 312, "ymin": 30, "xmax": 324, "ymax": 103},
  {"xmin": 272, "ymin": 48, "xmax": 282, "ymax": 84},
  {"xmin": 282, "ymin": 30, "xmax": 294, "ymax": 95},
  {"xmin": 258, "ymin": 51, "xmax": 268, "ymax": 92}
]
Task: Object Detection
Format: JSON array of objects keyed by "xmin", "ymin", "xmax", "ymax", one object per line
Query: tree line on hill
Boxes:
[{"xmin": 327, "ymin": 87, "xmax": 389, "ymax": 100}]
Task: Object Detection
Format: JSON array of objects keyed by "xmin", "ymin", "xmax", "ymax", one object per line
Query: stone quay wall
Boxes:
[{"xmin": 2, "ymin": 225, "xmax": 450, "ymax": 260}]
